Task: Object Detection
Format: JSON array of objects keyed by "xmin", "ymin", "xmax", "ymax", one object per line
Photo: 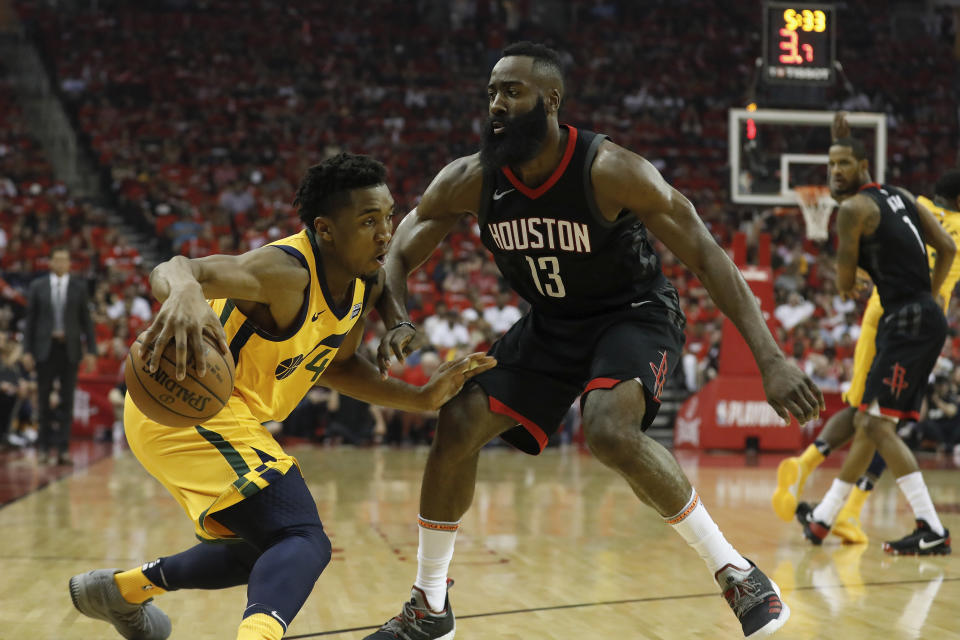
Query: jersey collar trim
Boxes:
[
  {"xmin": 306, "ymin": 227, "xmax": 357, "ymax": 321},
  {"xmin": 501, "ymin": 125, "xmax": 578, "ymax": 200},
  {"xmin": 859, "ymin": 182, "xmax": 882, "ymax": 191}
]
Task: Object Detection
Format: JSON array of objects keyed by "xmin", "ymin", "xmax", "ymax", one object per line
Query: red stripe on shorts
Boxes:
[
  {"xmin": 488, "ymin": 397, "xmax": 549, "ymax": 452},
  {"xmin": 583, "ymin": 377, "xmax": 659, "ymax": 403},
  {"xmin": 858, "ymin": 404, "xmax": 920, "ymax": 421}
]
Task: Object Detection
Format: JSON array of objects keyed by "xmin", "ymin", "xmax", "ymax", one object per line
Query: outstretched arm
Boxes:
[
  {"xmin": 322, "ymin": 316, "xmax": 496, "ymax": 412},
  {"xmin": 592, "ymin": 143, "xmax": 824, "ymax": 424}
]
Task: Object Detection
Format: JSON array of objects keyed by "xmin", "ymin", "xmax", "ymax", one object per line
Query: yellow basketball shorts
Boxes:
[
  {"xmin": 843, "ymin": 298, "xmax": 882, "ymax": 409},
  {"xmin": 124, "ymin": 393, "xmax": 298, "ymax": 541}
]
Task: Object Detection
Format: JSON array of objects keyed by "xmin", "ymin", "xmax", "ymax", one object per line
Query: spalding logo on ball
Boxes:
[{"xmin": 125, "ymin": 332, "xmax": 235, "ymax": 428}]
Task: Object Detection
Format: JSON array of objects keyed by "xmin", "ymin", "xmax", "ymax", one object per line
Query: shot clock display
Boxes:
[{"xmin": 763, "ymin": 2, "xmax": 836, "ymax": 85}]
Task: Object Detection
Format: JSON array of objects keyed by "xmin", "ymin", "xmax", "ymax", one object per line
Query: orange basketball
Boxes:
[{"xmin": 125, "ymin": 332, "xmax": 235, "ymax": 428}]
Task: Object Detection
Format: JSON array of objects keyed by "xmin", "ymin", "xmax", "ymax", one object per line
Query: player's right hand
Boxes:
[
  {"xmin": 420, "ymin": 352, "xmax": 496, "ymax": 410},
  {"xmin": 139, "ymin": 284, "xmax": 229, "ymax": 380},
  {"xmin": 760, "ymin": 357, "xmax": 825, "ymax": 425}
]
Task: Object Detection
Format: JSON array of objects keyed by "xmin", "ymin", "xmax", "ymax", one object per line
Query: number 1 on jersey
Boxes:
[
  {"xmin": 524, "ymin": 255, "xmax": 566, "ymax": 298},
  {"xmin": 901, "ymin": 215, "xmax": 925, "ymax": 255}
]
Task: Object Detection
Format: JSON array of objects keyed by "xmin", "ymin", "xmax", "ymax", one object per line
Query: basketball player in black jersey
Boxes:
[
  {"xmin": 793, "ymin": 131, "xmax": 954, "ymax": 555},
  {"xmin": 368, "ymin": 42, "xmax": 822, "ymax": 639}
]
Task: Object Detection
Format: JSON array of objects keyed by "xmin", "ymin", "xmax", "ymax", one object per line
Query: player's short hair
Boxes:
[
  {"xmin": 934, "ymin": 169, "xmax": 960, "ymax": 202},
  {"xmin": 831, "ymin": 136, "xmax": 868, "ymax": 161},
  {"xmin": 294, "ymin": 152, "xmax": 387, "ymax": 226},
  {"xmin": 502, "ymin": 41, "xmax": 565, "ymax": 93}
]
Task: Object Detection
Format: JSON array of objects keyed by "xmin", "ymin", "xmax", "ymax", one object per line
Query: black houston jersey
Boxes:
[
  {"xmin": 857, "ymin": 183, "xmax": 932, "ymax": 307},
  {"xmin": 478, "ymin": 126, "xmax": 664, "ymax": 318}
]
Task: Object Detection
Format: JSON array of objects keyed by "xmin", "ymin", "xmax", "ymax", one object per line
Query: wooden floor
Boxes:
[{"xmin": 1, "ymin": 444, "xmax": 958, "ymax": 639}]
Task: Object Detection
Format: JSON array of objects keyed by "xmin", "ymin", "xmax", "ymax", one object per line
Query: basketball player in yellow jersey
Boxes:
[
  {"xmin": 68, "ymin": 153, "xmax": 495, "ymax": 640},
  {"xmin": 772, "ymin": 127, "xmax": 960, "ymax": 542}
]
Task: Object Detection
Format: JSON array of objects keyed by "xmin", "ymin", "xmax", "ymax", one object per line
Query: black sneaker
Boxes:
[
  {"xmin": 796, "ymin": 501, "xmax": 829, "ymax": 545},
  {"xmin": 716, "ymin": 560, "xmax": 790, "ymax": 637},
  {"xmin": 363, "ymin": 581, "xmax": 455, "ymax": 640},
  {"xmin": 883, "ymin": 520, "xmax": 951, "ymax": 556}
]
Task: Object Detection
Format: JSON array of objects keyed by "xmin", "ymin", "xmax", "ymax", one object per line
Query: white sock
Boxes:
[
  {"xmin": 812, "ymin": 479, "xmax": 852, "ymax": 526},
  {"xmin": 896, "ymin": 471, "xmax": 945, "ymax": 536},
  {"xmin": 668, "ymin": 489, "xmax": 749, "ymax": 578},
  {"xmin": 414, "ymin": 515, "xmax": 459, "ymax": 612}
]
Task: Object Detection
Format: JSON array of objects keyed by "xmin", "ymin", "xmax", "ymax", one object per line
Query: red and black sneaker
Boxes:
[
  {"xmin": 716, "ymin": 560, "xmax": 790, "ymax": 637},
  {"xmin": 883, "ymin": 520, "xmax": 951, "ymax": 556},
  {"xmin": 363, "ymin": 580, "xmax": 455, "ymax": 640},
  {"xmin": 796, "ymin": 501, "xmax": 830, "ymax": 545}
]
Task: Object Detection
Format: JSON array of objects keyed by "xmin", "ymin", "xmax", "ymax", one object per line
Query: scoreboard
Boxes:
[{"xmin": 762, "ymin": 2, "xmax": 836, "ymax": 85}]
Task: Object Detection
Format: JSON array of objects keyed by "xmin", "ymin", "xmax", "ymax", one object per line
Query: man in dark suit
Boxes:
[{"xmin": 23, "ymin": 247, "xmax": 97, "ymax": 465}]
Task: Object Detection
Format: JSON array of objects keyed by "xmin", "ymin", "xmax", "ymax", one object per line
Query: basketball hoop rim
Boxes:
[
  {"xmin": 792, "ymin": 185, "xmax": 835, "ymax": 242},
  {"xmin": 792, "ymin": 184, "xmax": 833, "ymax": 206}
]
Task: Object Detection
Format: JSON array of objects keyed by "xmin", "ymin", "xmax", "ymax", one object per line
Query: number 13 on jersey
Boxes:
[{"xmin": 525, "ymin": 255, "xmax": 566, "ymax": 298}]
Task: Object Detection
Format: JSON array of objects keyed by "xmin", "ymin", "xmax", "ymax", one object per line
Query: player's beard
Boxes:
[
  {"xmin": 830, "ymin": 180, "xmax": 858, "ymax": 199},
  {"xmin": 479, "ymin": 97, "xmax": 549, "ymax": 171}
]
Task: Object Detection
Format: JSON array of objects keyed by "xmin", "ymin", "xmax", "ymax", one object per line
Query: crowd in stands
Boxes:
[{"xmin": 0, "ymin": 0, "xmax": 959, "ymax": 450}]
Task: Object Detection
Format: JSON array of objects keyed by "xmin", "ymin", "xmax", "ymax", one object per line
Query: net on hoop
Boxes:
[{"xmin": 793, "ymin": 185, "xmax": 835, "ymax": 242}]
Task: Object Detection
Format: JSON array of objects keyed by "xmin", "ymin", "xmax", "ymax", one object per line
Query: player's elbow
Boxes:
[
  {"xmin": 835, "ymin": 274, "xmax": 855, "ymax": 297},
  {"xmin": 384, "ymin": 249, "xmax": 411, "ymax": 277},
  {"xmin": 939, "ymin": 233, "xmax": 957, "ymax": 261},
  {"xmin": 687, "ymin": 234, "xmax": 722, "ymax": 281}
]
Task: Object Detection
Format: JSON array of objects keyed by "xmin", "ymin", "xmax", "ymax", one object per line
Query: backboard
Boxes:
[{"xmin": 728, "ymin": 108, "xmax": 887, "ymax": 206}]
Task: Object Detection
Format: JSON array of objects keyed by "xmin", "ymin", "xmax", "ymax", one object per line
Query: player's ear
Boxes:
[
  {"xmin": 548, "ymin": 88, "xmax": 561, "ymax": 113},
  {"xmin": 313, "ymin": 216, "xmax": 334, "ymax": 242}
]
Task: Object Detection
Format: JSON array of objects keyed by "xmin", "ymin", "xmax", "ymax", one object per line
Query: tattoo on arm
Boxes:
[{"xmin": 835, "ymin": 200, "xmax": 864, "ymax": 294}]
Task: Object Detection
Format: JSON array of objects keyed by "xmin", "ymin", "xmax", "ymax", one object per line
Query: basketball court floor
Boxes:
[{"xmin": 1, "ymin": 442, "xmax": 957, "ymax": 639}]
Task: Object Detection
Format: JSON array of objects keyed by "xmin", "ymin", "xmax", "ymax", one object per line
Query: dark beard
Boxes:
[
  {"xmin": 479, "ymin": 97, "xmax": 549, "ymax": 171},
  {"xmin": 830, "ymin": 182, "xmax": 859, "ymax": 198}
]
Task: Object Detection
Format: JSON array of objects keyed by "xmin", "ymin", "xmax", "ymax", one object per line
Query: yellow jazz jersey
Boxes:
[
  {"xmin": 211, "ymin": 229, "xmax": 369, "ymax": 423},
  {"xmin": 844, "ymin": 197, "xmax": 960, "ymax": 407},
  {"xmin": 124, "ymin": 228, "xmax": 369, "ymax": 541}
]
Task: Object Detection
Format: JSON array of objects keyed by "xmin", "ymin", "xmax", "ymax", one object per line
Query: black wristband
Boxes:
[{"xmin": 390, "ymin": 321, "xmax": 416, "ymax": 332}]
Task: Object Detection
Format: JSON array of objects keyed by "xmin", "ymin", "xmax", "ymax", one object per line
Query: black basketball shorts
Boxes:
[
  {"xmin": 470, "ymin": 282, "xmax": 686, "ymax": 455},
  {"xmin": 861, "ymin": 296, "xmax": 947, "ymax": 420}
]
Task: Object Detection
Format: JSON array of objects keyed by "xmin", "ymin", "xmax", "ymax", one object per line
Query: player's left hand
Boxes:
[
  {"xmin": 760, "ymin": 357, "xmax": 825, "ymax": 425},
  {"xmin": 377, "ymin": 322, "xmax": 426, "ymax": 378},
  {"xmin": 420, "ymin": 352, "xmax": 497, "ymax": 410}
]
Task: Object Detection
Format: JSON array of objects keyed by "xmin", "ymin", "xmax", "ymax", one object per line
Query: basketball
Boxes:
[{"xmin": 124, "ymin": 332, "xmax": 235, "ymax": 428}]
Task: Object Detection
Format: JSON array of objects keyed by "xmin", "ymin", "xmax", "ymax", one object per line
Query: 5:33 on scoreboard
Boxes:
[{"xmin": 762, "ymin": 2, "xmax": 836, "ymax": 85}]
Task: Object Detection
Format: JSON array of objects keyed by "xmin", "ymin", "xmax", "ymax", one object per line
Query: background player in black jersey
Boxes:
[
  {"xmin": 368, "ymin": 42, "xmax": 822, "ymax": 639},
  {"xmin": 774, "ymin": 115, "xmax": 960, "ymax": 547},
  {"xmin": 792, "ymin": 127, "xmax": 954, "ymax": 556}
]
